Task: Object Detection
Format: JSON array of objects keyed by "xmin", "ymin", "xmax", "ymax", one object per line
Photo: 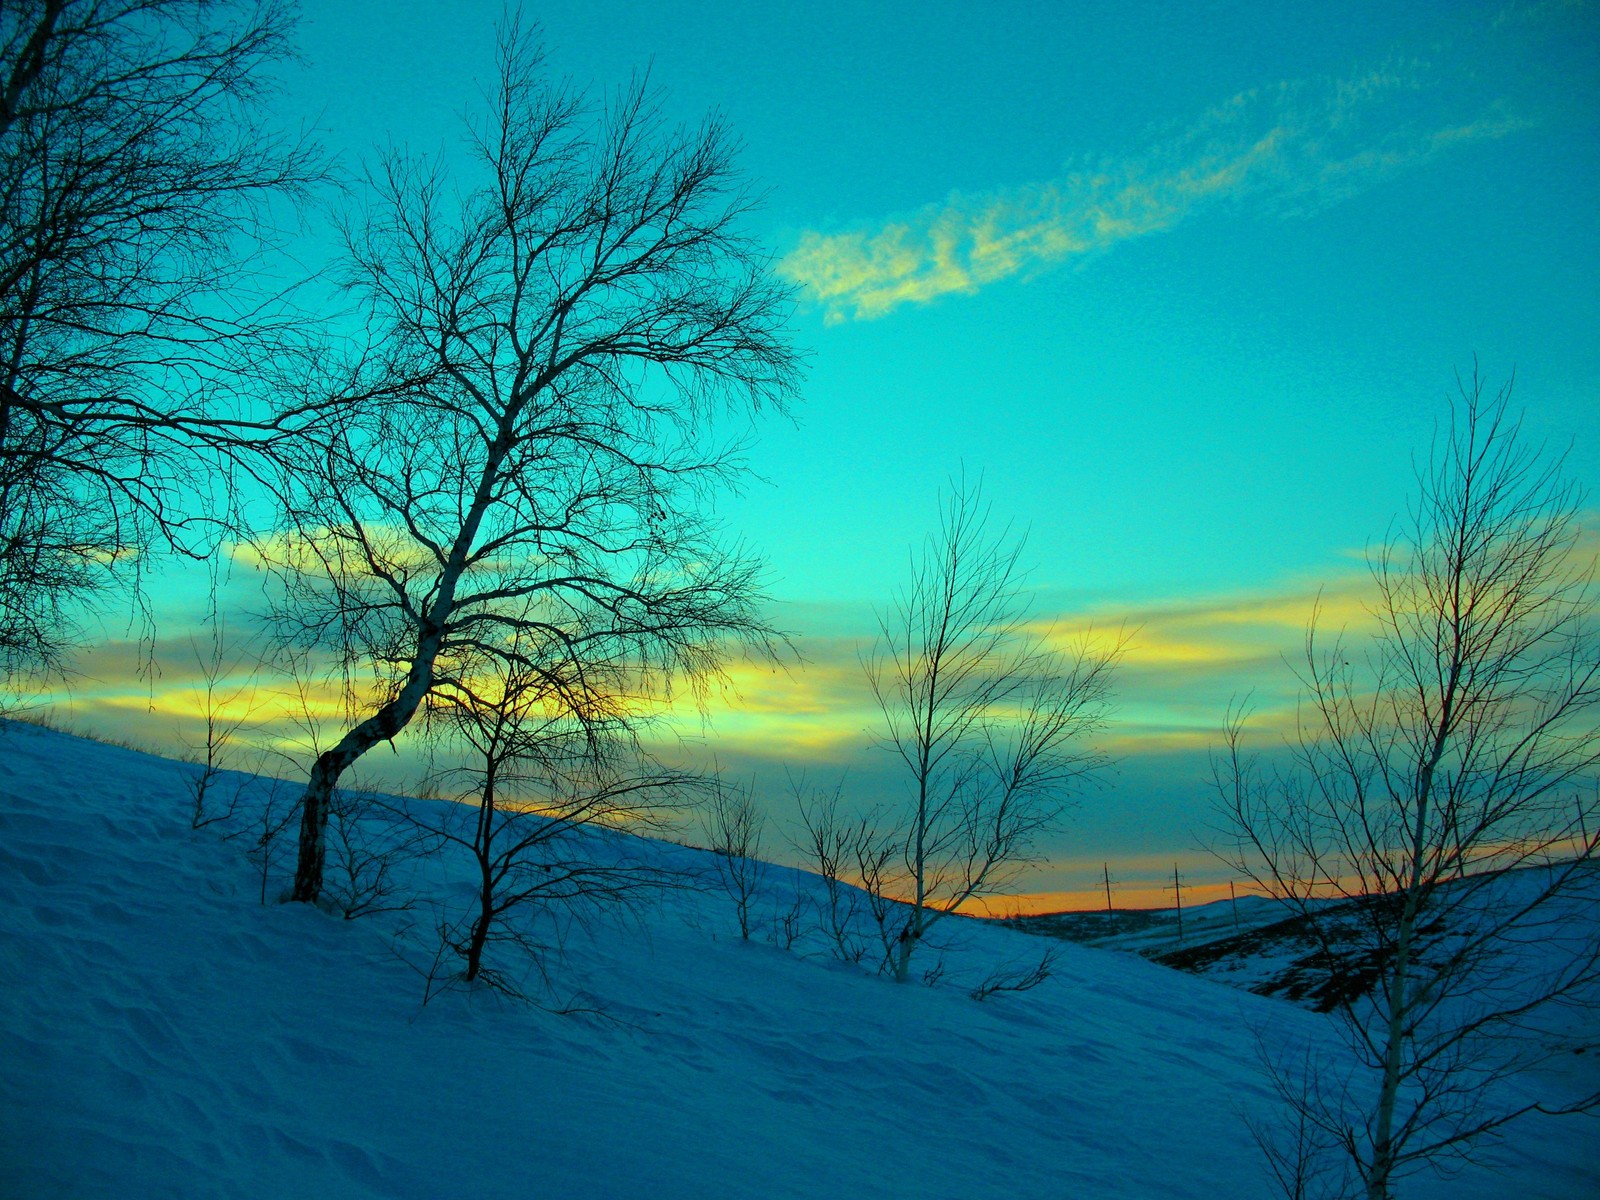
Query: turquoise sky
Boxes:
[{"xmin": 60, "ymin": 1, "xmax": 1600, "ymax": 908}]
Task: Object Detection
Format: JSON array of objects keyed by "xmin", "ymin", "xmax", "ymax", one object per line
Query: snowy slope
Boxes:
[
  {"xmin": 1015, "ymin": 867, "xmax": 1600, "ymax": 1036},
  {"xmin": 1, "ymin": 722, "xmax": 1595, "ymax": 1199}
]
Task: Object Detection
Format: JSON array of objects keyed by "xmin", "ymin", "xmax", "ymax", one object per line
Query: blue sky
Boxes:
[{"xmin": 55, "ymin": 0, "xmax": 1600, "ymax": 908}]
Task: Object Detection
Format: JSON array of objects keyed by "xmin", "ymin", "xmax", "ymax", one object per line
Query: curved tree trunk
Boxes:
[
  {"xmin": 289, "ymin": 456, "xmax": 496, "ymax": 903},
  {"xmin": 289, "ymin": 616, "xmax": 450, "ymax": 902},
  {"xmin": 290, "ymin": 688, "xmax": 423, "ymax": 902}
]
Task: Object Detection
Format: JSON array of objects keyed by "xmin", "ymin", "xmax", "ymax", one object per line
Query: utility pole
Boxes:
[
  {"xmin": 1169, "ymin": 863, "xmax": 1184, "ymax": 944},
  {"xmin": 1102, "ymin": 862, "xmax": 1114, "ymax": 917}
]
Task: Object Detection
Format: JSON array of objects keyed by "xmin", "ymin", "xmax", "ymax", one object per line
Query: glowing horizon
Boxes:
[{"xmin": 14, "ymin": 0, "xmax": 1599, "ymax": 911}]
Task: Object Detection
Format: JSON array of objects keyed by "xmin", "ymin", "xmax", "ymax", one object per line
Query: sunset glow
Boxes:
[{"xmin": 26, "ymin": 0, "xmax": 1600, "ymax": 915}]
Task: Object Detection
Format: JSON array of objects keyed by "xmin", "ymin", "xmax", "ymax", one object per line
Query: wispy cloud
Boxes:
[
  {"xmin": 1491, "ymin": 0, "xmax": 1590, "ymax": 32},
  {"xmin": 649, "ymin": 643, "xmax": 881, "ymax": 765},
  {"xmin": 645, "ymin": 561, "xmax": 1385, "ymax": 769},
  {"xmin": 781, "ymin": 64, "xmax": 1528, "ymax": 323}
]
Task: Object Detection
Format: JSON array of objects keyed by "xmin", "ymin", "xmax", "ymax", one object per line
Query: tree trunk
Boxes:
[
  {"xmin": 1366, "ymin": 721, "xmax": 1446, "ymax": 1196},
  {"xmin": 1366, "ymin": 888, "xmax": 1420, "ymax": 1200},
  {"xmin": 289, "ymin": 684, "xmax": 427, "ymax": 902},
  {"xmin": 463, "ymin": 767, "xmax": 500, "ymax": 980},
  {"xmin": 464, "ymin": 901, "xmax": 492, "ymax": 982},
  {"xmin": 287, "ymin": 513, "xmax": 490, "ymax": 903},
  {"xmin": 289, "ymin": 752, "xmax": 337, "ymax": 903},
  {"xmin": 892, "ymin": 907, "xmax": 923, "ymax": 982}
]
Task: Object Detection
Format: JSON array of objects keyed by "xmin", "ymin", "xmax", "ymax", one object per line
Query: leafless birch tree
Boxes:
[
  {"xmin": 0, "ymin": 0, "xmax": 320, "ymax": 678},
  {"xmin": 411, "ymin": 618, "xmax": 695, "ymax": 994},
  {"xmin": 1214, "ymin": 372, "xmax": 1600, "ymax": 1200},
  {"xmin": 262, "ymin": 22, "xmax": 799, "ymax": 904},
  {"xmin": 791, "ymin": 779, "xmax": 879, "ymax": 965},
  {"xmin": 867, "ymin": 479, "xmax": 1122, "ymax": 983},
  {"xmin": 703, "ymin": 774, "xmax": 767, "ymax": 940}
]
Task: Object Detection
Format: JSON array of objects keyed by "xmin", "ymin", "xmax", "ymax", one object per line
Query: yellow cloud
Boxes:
[
  {"xmin": 647, "ymin": 648, "xmax": 880, "ymax": 763},
  {"xmin": 782, "ymin": 65, "xmax": 1524, "ymax": 322},
  {"xmin": 634, "ymin": 570, "xmax": 1387, "ymax": 768},
  {"xmin": 229, "ymin": 525, "xmax": 451, "ymax": 581},
  {"xmin": 58, "ymin": 510, "xmax": 1589, "ymax": 787}
]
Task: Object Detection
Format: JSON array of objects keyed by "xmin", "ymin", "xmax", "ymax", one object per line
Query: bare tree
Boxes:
[
  {"xmin": 703, "ymin": 774, "xmax": 767, "ymax": 940},
  {"xmin": 261, "ymin": 20, "xmax": 798, "ymax": 905},
  {"xmin": 1243, "ymin": 1043, "xmax": 1353, "ymax": 1200},
  {"xmin": 867, "ymin": 478, "xmax": 1122, "ymax": 983},
  {"xmin": 409, "ymin": 621, "xmax": 696, "ymax": 996},
  {"xmin": 0, "ymin": 0, "xmax": 321, "ymax": 679},
  {"xmin": 193, "ymin": 640, "xmax": 429, "ymax": 915},
  {"xmin": 183, "ymin": 627, "xmax": 254, "ymax": 830},
  {"xmin": 320, "ymin": 787, "xmax": 439, "ymax": 921},
  {"xmin": 787, "ymin": 778, "xmax": 916, "ymax": 972},
  {"xmin": 232, "ymin": 776, "xmax": 299, "ymax": 906},
  {"xmin": 791, "ymin": 778, "xmax": 876, "ymax": 964},
  {"xmin": 968, "ymin": 947, "xmax": 1057, "ymax": 1001},
  {"xmin": 180, "ymin": 593, "xmax": 269, "ymax": 830},
  {"xmin": 1214, "ymin": 372, "xmax": 1600, "ymax": 1200}
]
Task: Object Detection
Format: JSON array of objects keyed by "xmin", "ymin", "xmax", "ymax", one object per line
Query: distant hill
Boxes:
[{"xmin": 1010, "ymin": 867, "xmax": 1600, "ymax": 1022}]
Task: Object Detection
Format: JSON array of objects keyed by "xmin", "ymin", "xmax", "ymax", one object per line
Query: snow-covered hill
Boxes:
[
  {"xmin": 1014, "ymin": 867, "xmax": 1600, "ymax": 1028},
  {"xmin": 1, "ymin": 721, "xmax": 1595, "ymax": 1198}
]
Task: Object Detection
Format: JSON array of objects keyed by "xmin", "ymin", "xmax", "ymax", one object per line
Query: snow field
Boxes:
[{"xmin": 1, "ymin": 722, "xmax": 1594, "ymax": 1198}]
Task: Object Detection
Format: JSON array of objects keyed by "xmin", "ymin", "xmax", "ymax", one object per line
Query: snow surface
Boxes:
[{"xmin": 1, "ymin": 722, "xmax": 1596, "ymax": 1199}]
